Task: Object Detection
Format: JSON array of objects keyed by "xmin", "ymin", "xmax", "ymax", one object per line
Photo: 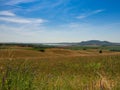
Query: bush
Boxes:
[
  {"xmin": 39, "ymin": 49, "xmax": 45, "ymax": 52},
  {"xmin": 83, "ymin": 48, "xmax": 87, "ymax": 50},
  {"xmin": 99, "ymin": 50, "xmax": 102, "ymax": 53}
]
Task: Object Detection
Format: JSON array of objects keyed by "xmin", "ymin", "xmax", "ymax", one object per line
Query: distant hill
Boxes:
[
  {"xmin": 78, "ymin": 40, "xmax": 120, "ymax": 46},
  {"xmin": 42, "ymin": 40, "xmax": 120, "ymax": 46},
  {"xmin": 0, "ymin": 40, "xmax": 120, "ymax": 46}
]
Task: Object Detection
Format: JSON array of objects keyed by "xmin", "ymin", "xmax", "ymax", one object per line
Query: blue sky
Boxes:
[{"xmin": 0, "ymin": 0, "xmax": 120, "ymax": 43}]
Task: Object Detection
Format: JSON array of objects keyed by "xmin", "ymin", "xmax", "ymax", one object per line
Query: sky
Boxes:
[{"xmin": 0, "ymin": 0, "xmax": 120, "ymax": 43}]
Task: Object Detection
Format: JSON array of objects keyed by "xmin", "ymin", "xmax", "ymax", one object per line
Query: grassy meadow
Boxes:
[{"xmin": 0, "ymin": 45, "xmax": 120, "ymax": 90}]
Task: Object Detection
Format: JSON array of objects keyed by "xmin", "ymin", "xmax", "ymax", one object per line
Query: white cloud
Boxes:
[
  {"xmin": 0, "ymin": 16, "xmax": 46, "ymax": 24},
  {"xmin": 77, "ymin": 9, "xmax": 104, "ymax": 19},
  {"xmin": 0, "ymin": 11, "xmax": 16, "ymax": 16},
  {"xmin": 0, "ymin": 11, "xmax": 46, "ymax": 24}
]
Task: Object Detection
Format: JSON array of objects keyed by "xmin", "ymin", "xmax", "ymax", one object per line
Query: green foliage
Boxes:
[
  {"xmin": 85, "ymin": 62, "xmax": 101, "ymax": 72},
  {"xmin": 0, "ymin": 60, "xmax": 35, "ymax": 90},
  {"xmin": 67, "ymin": 46, "xmax": 120, "ymax": 51},
  {"xmin": 110, "ymin": 48, "xmax": 120, "ymax": 52},
  {"xmin": 31, "ymin": 45, "xmax": 54, "ymax": 52}
]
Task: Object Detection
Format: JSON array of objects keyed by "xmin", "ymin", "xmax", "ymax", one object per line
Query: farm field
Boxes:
[{"xmin": 0, "ymin": 46, "xmax": 120, "ymax": 90}]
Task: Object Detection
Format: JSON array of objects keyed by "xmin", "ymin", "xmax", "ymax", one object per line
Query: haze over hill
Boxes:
[
  {"xmin": 0, "ymin": 40, "xmax": 120, "ymax": 46},
  {"xmin": 78, "ymin": 40, "xmax": 120, "ymax": 46},
  {"xmin": 42, "ymin": 40, "xmax": 120, "ymax": 46}
]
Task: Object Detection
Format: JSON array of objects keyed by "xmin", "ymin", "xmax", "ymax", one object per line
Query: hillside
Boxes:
[{"xmin": 78, "ymin": 40, "xmax": 120, "ymax": 46}]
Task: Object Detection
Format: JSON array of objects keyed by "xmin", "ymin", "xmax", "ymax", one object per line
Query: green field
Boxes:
[
  {"xmin": 0, "ymin": 46, "xmax": 120, "ymax": 90},
  {"xmin": 67, "ymin": 45, "xmax": 120, "ymax": 51}
]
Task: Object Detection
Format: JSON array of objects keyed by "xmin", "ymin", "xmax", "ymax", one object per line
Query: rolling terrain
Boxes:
[
  {"xmin": 0, "ymin": 45, "xmax": 120, "ymax": 59},
  {"xmin": 0, "ymin": 45, "xmax": 120, "ymax": 90}
]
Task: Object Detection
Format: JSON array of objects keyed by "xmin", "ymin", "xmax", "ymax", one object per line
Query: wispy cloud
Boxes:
[
  {"xmin": 0, "ymin": 11, "xmax": 46, "ymax": 24},
  {"xmin": 5, "ymin": 0, "xmax": 36, "ymax": 5},
  {"xmin": 0, "ymin": 17, "xmax": 45, "ymax": 24},
  {"xmin": 0, "ymin": 11, "xmax": 16, "ymax": 16},
  {"xmin": 77, "ymin": 9, "xmax": 104, "ymax": 19},
  {"xmin": 27, "ymin": 0, "xmax": 67, "ymax": 12}
]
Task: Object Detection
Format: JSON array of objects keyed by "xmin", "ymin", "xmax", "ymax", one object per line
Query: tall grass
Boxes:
[{"xmin": 0, "ymin": 55, "xmax": 120, "ymax": 90}]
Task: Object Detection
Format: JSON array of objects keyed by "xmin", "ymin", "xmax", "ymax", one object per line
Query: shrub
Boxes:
[
  {"xmin": 39, "ymin": 49, "xmax": 45, "ymax": 52},
  {"xmin": 99, "ymin": 50, "xmax": 102, "ymax": 53},
  {"xmin": 83, "ymin": 48, "xmax": 87, "ymax": 50}
]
